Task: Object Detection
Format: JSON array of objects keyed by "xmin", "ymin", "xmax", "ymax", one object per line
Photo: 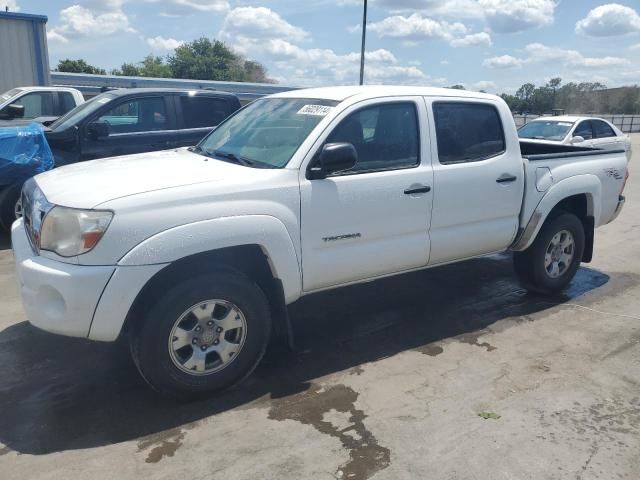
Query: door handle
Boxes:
[
  {"xmin": 496, "ymin": 174, "xmax": 517, "ymax": 183},
  {"xmin": 404, "ymin": 185, "xmax": 431, "ymax": 195}
]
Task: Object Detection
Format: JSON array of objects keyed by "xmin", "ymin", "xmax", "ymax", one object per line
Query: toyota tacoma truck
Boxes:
[{"xmin": 11, "ymin": 86, "xmax": 629, "ymax": 397}]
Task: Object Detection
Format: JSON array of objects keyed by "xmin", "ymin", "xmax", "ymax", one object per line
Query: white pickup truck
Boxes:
[{"xmin": 12, "ymin": 86, "xmax": 629, "ymax": 397}]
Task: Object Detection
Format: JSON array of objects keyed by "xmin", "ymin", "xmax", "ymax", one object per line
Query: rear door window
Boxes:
[
  {"xmin": 592, "ymin": 120, "xmax": 616, "ymax": 138},
  {"xmin": 573, "ymin": 121, "xmax": 594, "ymax": 140},
  {"xmin": 432, "ymin": 102, "xmax": 505, "ymax": 164},
  {"xmin": 180, "ymin": 96, "xmax": 231, "ymax": 128}
]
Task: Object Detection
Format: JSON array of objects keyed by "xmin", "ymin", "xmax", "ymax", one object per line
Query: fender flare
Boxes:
[
  {"xmin": 118, "ymin": 215, "xmax": 302, "ymax": 303},
  {"xmin": 512, "ymin": 174, "xmax": 601, "ymax": 251}
]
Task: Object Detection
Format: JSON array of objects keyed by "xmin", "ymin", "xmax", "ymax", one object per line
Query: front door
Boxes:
[
  {"xmin": 81, "ymin": 95, "xmax": 174, "ymax": 160},
  {"xmin": 300, "ymin": 98, "xmax": 433, "ymax": 292}
]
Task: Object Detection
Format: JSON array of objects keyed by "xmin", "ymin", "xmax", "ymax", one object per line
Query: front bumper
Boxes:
[{"xmin": 12, "ymin": 219, "xmax": 114, "ymax": 338}]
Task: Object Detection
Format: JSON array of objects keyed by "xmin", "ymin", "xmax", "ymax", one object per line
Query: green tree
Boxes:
[
  {"xmin": 56, "ymin": 59, "xmax": 106, "ymax": 75},
  {"xmin": 547, "ymin": 77, "xmax": 562, "ymax": 109},
  {"xmin": 449, "ymin": 84, "xmax": 466, "ymax": 90},
  {"xmin": 515, "ymin": 83, "xmax": 536, "ymax": 112},
  {"xmin": 168, "ymin": 38, "xmax": 244, "ymax": 81}
]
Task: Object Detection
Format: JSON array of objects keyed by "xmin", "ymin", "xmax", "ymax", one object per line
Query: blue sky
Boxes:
[{"xmin": 6, "ymin": 0, "xmax": 640, "ymax": 93}]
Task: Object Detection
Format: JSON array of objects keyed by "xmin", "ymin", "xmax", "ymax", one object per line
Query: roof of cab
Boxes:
[{"xmin": 269, "ymin": 85, "xmax": 500, "ymax": 102}]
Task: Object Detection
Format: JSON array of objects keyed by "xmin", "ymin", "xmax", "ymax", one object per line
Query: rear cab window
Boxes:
[{"xmin": 432, "ymin": 101, "xmax": 505, "ymax": 164}]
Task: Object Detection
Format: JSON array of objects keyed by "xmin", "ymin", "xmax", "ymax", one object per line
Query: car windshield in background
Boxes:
[
  {"xmin": 198, "ymin": 98, "xmax": 339, "ymax": 168},
  {"xmin": 518, "ymin": 121, "xmax": 574, "ymax": 141},
  {"xmin": 50, "ymin": 93, "xmax": 115, "ymax": 132}
]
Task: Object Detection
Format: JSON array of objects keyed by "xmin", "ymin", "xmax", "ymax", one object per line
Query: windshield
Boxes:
[
  {"xmin": 50, "ymin": 93, "xmax": 115, "ymax": 131},
  {"xmin": 518, "ymin": 120, "xmax": 574, "ymax": 141},
  {"xmin": 0, "ymin": 88, "xmax": 22, "ymax": 103},
  {"xmin": 198, "ymin": 98, "xmax": 339, "ymax": 168}
]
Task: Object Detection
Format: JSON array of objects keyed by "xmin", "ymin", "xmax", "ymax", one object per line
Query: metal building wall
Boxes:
[{"xmin": 0, "ymin": 12, "xmax": 50, "ymax": 92}]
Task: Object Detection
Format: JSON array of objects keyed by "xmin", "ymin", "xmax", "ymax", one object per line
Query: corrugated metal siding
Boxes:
[{"xmin": 0, "ymin": 13, "xmax": 50, "ymax": 92}]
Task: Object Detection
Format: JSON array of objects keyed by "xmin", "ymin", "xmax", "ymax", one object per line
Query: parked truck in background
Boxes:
[
  {"xmin": 0, "ymin": 86, "xmax": 84, "ymax": 127},
  {"xmin": 0, "ymin": 88, "xmax": 241, "ymax": 230},
  {"xmin": 12, "ymin": 86, "xmax": 629, "ymax": 398}
]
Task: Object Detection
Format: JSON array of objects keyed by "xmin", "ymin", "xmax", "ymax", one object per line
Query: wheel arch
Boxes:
[
  {"xmin": 512, "ymin": 174, "xmax": 600, "ymax": 257},
  {"xmin": 121, "ymin": 244, "xmax": 293, "ymax": 348}
]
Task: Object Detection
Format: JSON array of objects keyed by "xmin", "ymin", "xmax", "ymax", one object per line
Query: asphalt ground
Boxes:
[{"xmin": 0, "ymin": 135, "xmax": 638, "ymax": 480}]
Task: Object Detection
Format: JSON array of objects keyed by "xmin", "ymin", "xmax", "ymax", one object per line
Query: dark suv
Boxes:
[{"xmin": 0, "ymin": 88, "xmax": 241, "ymax": 230}]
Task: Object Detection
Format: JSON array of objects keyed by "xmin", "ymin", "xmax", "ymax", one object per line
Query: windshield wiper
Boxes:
[
  {"xmin": 213, "ymin": 149, "xmax": 254, "ymax": 167},
  {"xmin": 188, "ymin": 145, "xmax": 204, "ymax": 153}
]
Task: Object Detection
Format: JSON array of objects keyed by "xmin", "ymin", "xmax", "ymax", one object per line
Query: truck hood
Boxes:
[{"xmin": 34, "ymin": 148, "xmax": 266, "ymax": 208}]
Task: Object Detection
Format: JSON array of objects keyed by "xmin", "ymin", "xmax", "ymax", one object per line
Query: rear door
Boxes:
[
  {"xmin": 426, "ymin": 98, "xmax": 524, "ymax": 265},
  {"xmin": 80, "ymin": 95, "xmax": 175, "ymax": 160},
  {"xmin": 591, "ymin": 119, "xmax": 621, "ymax": 150},
  {"xmin": 174, "ymin": 95, "xmax": 238, "ymax": 147}
]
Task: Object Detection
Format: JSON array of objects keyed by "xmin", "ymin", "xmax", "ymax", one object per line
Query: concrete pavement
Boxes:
[{"xmin": 0, "ymin": 136, "xmax": 638, "ymax": 480}]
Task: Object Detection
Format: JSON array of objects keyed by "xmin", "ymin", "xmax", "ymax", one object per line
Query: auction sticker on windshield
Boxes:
[{"xmin": 297, "ymin": 105, "xmax": 334, "ymax": 116}]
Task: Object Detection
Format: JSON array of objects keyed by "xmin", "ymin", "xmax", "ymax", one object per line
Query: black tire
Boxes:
[
  {"xmin": 0, "ymin": 183, "xmax": 22, "ymax": 232},
  {"xmin": 129, "ymin": 271, "xmax": 271, "ymax": 399},
  {"xmin": 513, "ymin": 212, "xmax": 585, "ymax": 294}
]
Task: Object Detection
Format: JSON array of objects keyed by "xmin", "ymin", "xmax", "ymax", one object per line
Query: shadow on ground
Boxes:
[{"xmin": 0, "ymin": 253, "xmax": 617, "ymax": 455}]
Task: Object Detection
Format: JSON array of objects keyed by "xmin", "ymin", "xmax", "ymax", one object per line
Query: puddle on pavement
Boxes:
[
  {"xmin": 417, "ymin": 344, "xmax": 444, "ymax": 356},
  {"xmin": 268, "ymin": 384, "xmax": 390, "ymax": 480},
  {"xmin": 137, "ymin": 426, "xmax": 188, "ymax": 463},
  {"xmin": 456, "ymin": 331, "xmax": 497, "ymax": 352}
]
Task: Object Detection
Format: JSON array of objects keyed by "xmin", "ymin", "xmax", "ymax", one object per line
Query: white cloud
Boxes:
[
  {"xmin": 440, "ymin": 60, "xmax": 449, "ymax": 65},
  {"xmin": 221, "ymin": 7, "xmax": 308, "ymax": 43},
  {"xmin": 145, "ymin": 36, "xmax": 184, "ymax": 51},
  {"xmin": 478, "ymin": 0, "xmax": 556, "ymax": 33},
  {"xmin": 4, "ymin": 0, "xmax": 19, "ymax": 11},
  {"xmin": 367, "ymin": 13, "xmax": 491, "ymax": 47},
  {"xmin": 367, "ymin": 13, "xmax": 467, "ymax": 42},
  {"xmin": 48, "ymin": 1, "xmax": 134, "ymax": 43},
  {"xmin": 450, "ymin": 32, "xmax": 492, "ymax": 47},
  {"xmin": 219, "ymin": 7, "xmax": 440, "ymax": 86},
  {"xmin": 342, "ymin": 0, "xmax": 556, "ymax": 32},
  {"xmin": 472, "ymin": 80, "xmax": 497, "ymax": 91},
  {"xmin": 575, "ymin": 3, "xmax": 640, "ymax": 37},
  {"xmin": 483, "ymin": 54, "xmax": 524, "ymax": 68},
  {"xmin": 143, "ymin": 0, "xmax": 229, "ymax": 14},
  {"xmin": 484, "ymin": 43, "xmax": 630, "ymax": 70}
]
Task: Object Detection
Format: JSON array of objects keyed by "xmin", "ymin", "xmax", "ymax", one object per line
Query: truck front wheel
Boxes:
[
  {"xmin": 513, "ymin": 212, "xmax": 585, "ymax": 294},
  {"xmin": 129, "ymin": 271, "xmax": 271, "ymax": 398},
  {"xmin": 0, "ymin": 183, "xmax": 22, "ymax": 231}
]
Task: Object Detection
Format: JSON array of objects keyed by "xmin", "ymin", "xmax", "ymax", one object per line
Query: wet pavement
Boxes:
[{"xmin": 0, "ymin": 136, "xmax": 639, "ymax": 479}]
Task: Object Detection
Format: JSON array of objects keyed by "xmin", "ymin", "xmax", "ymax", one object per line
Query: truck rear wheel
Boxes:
[
  {"xmin": 129, "ymin": 271, "xmax": 271, "ymax": 399},
  {"xmin": 513, "ymin": 212, "xmax": 585, "ymax": 294}
]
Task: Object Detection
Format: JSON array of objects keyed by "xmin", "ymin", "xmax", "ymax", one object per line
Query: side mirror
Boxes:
[
  {"xmin": 87, "ymin": 121, "xmax": 109, "ymax": 139},
  {"xmin": 308, "ymin": 142, "xmax": 358, "ymax": 180},
  {"xmin": 570, "ymin": 135, "xmax": 585, "ymax": 144},
  {"xmin": 7, "ymin": 104, "xmax": 25, "ymax": 119}
]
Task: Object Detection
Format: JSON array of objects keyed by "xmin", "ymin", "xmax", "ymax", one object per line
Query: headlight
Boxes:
[{"xmin": 40, "ymin": 207, "xmax": 113, "ymax": 257}]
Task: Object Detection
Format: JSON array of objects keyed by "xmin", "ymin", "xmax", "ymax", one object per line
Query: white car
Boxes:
[
  {"xmin": 518, "ymin": 115, "xmax": 632, "ymax": 161},
  {"xmin": 12, "ymin": 86, "xmax": 629, "ymax": 397}
]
